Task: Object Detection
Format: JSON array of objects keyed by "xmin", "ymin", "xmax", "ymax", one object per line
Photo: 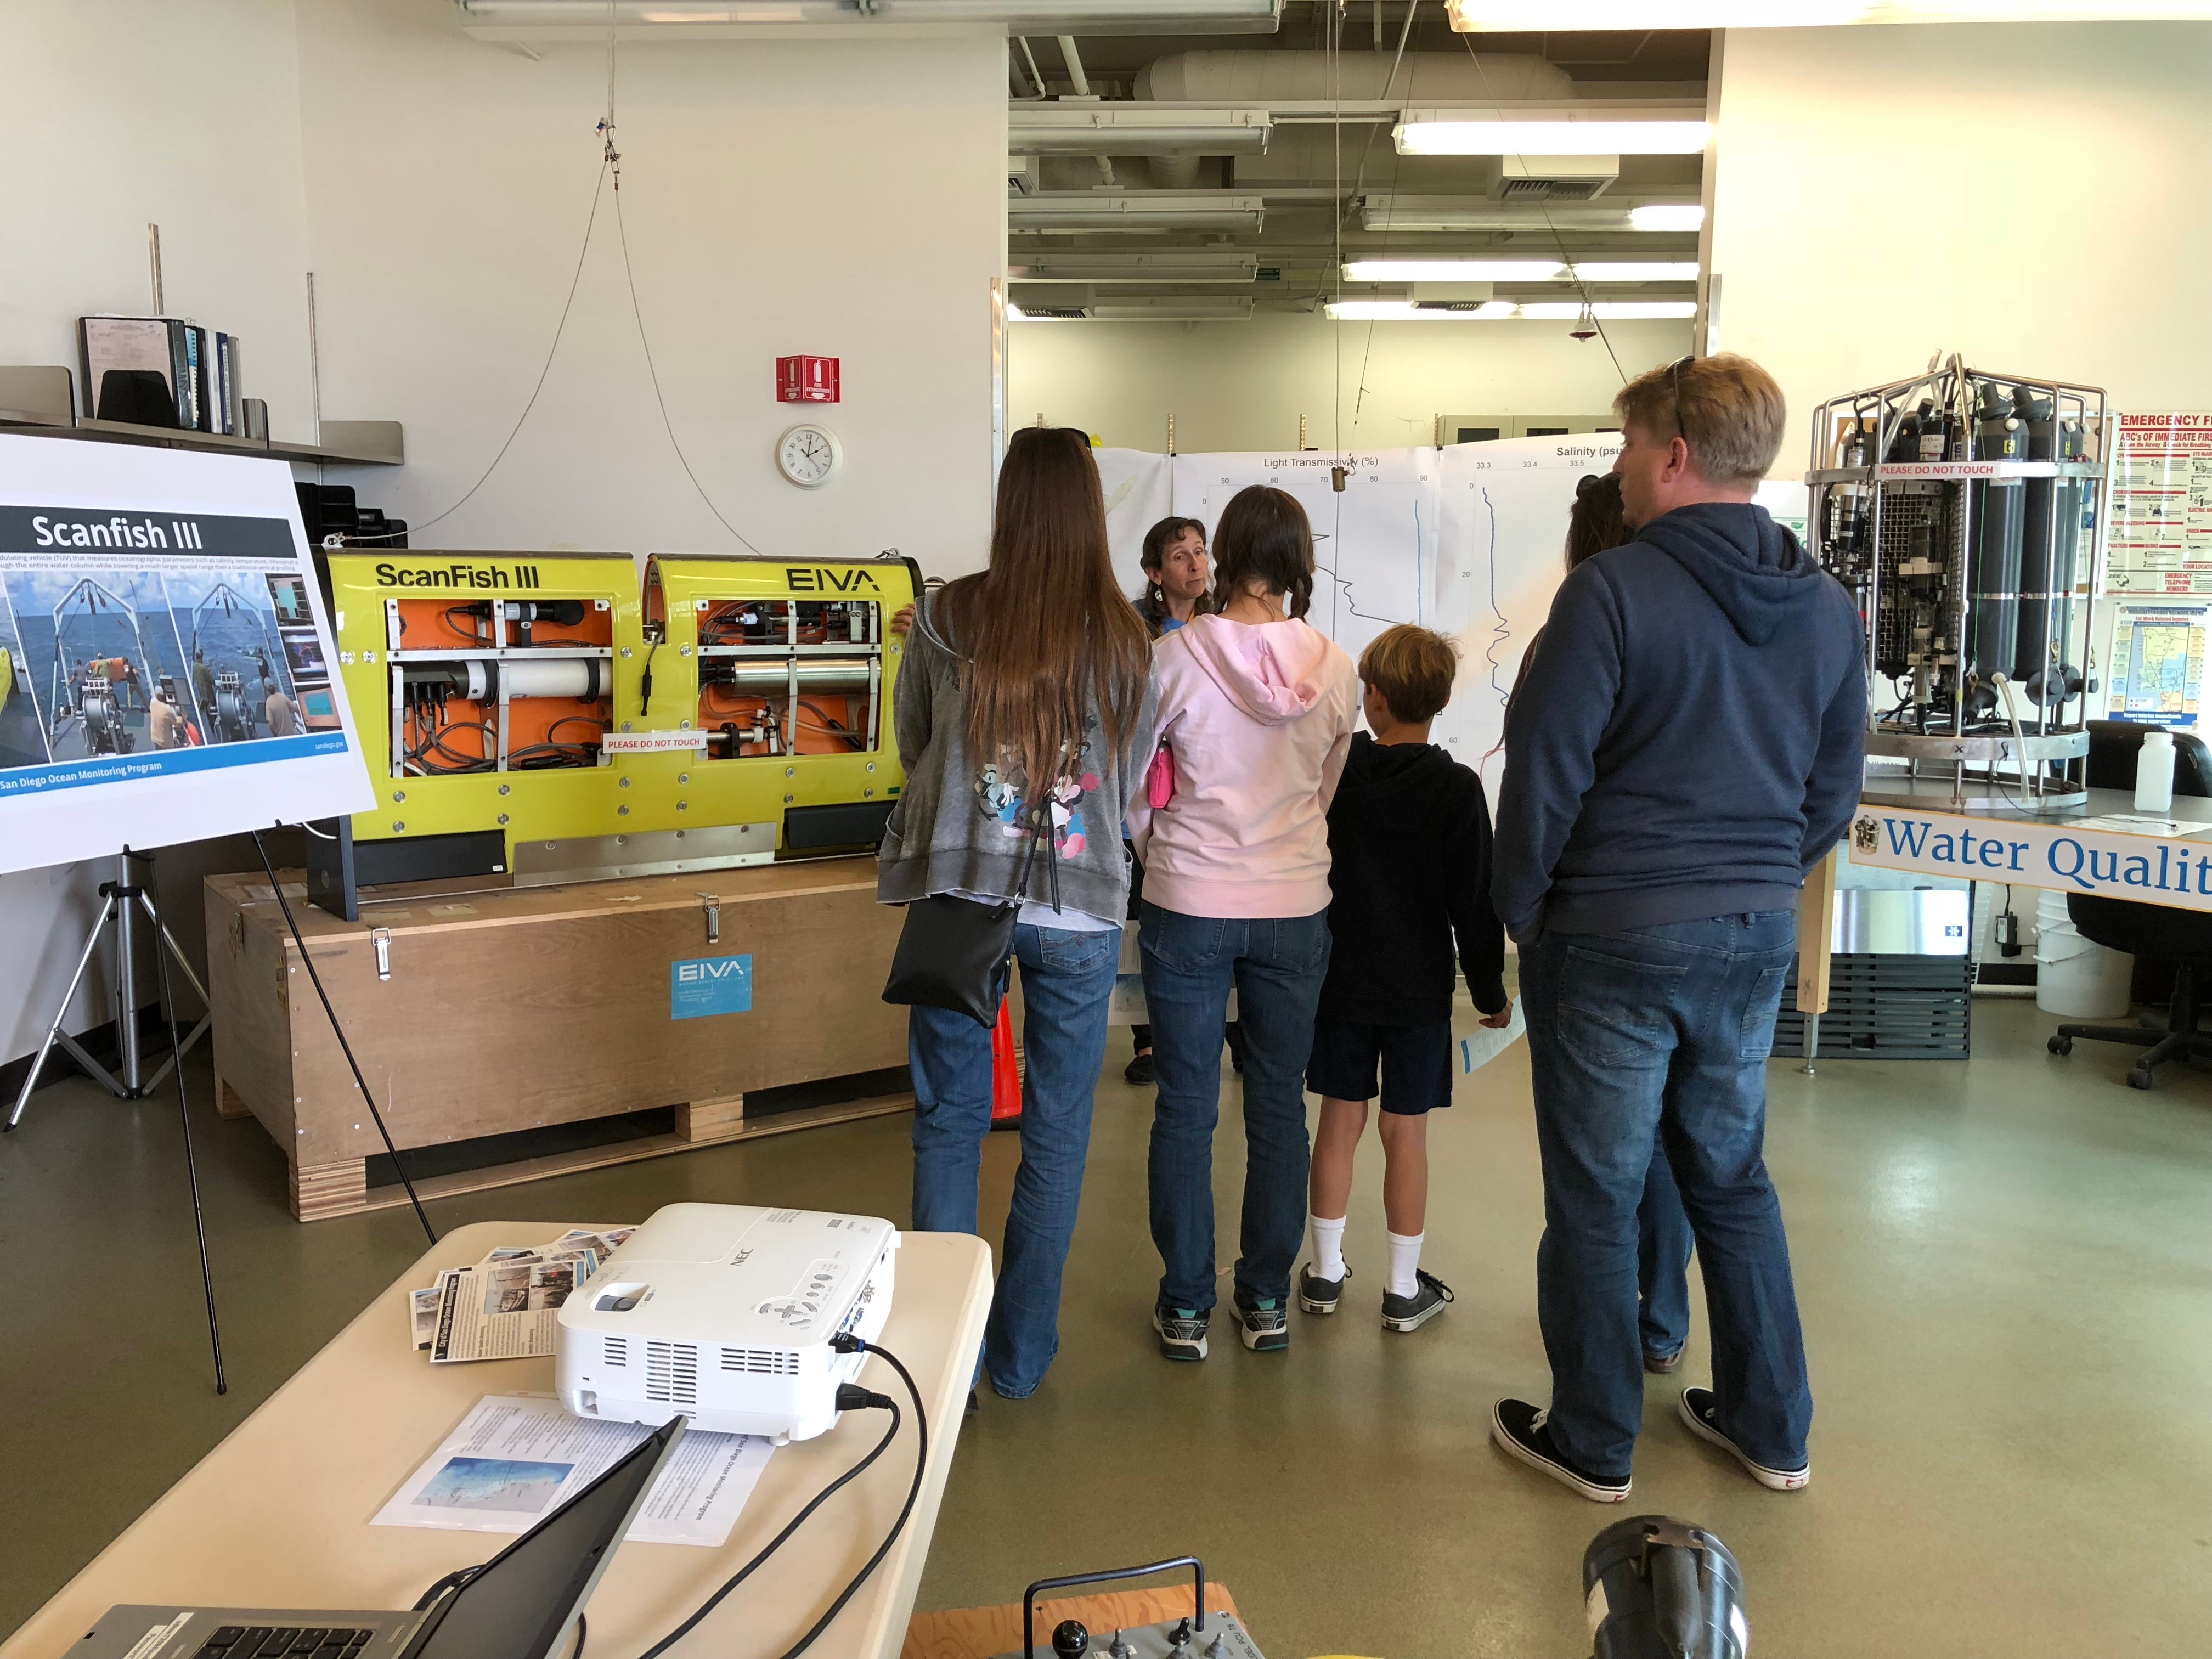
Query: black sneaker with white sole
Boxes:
[
  {"xmin": 1152, "ymin": 1305, "xmax": 1210, "ymax": 1362},
  {"xmin": 1380, "ymin": 1269, "xmax": 1453, "ymax": 1333},
  {"xmin": 1677, "ymin": 1387, "xmax": 1809, "ymax": 1491},
  {"xmin": 1297, "ymin": 1262, "xmax": 1347, "ymax": 1314},
  {"xmin": 1489, "ymin": 1398, "xmax": 1632, "ymax": 1503},
  {"xmin": 1233, "ymin": 1293, "xmax": 1290, "ymax": 1352}
]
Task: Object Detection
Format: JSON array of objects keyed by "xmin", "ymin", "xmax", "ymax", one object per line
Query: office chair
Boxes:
[{"xmin": 2046, "ymin": 720, "xmax": 2212, "ymax": 1088}]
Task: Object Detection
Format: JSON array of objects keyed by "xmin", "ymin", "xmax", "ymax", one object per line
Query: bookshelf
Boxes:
[{"xmin": 0, "ymin": 365, "xmax": 402, "ymax": 466}]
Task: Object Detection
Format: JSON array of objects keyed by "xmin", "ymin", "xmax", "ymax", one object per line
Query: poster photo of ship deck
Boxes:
[
  {"xmin": 0, "ymin": 596, "xmax": 52, "ymax": 770},
  {"xmin": 2, "ymin": 568, "xmax": 192, "ymax": 761},
  {"xmin": 164, "ymin": 568, "xmax": 303, "ymax": 741}
]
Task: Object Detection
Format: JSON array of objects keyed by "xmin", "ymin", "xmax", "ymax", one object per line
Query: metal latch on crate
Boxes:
[
  {"xmin": 371, "ymin": 927, "xmax": 393, "ymax": 981},
  {"xmin": 697, "ymin": 893, "xmax": 720, "ymax": 945}
]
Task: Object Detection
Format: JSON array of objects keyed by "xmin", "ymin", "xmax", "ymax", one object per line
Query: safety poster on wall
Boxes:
[
  {"xmin": 2106, "ymin": 413, "xmax": 2212, "ymax": 592},
  {"xmin": 0, "ymin": 435, "xmax": 370, "ymax": 874}
]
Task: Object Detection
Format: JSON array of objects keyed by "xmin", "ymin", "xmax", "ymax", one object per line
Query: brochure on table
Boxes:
[{"xmin": 0, "ymin": 435, "xmax": 370, "ymax": 874}]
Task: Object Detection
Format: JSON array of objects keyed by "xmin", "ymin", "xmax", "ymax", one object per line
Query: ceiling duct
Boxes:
[
  {"xmin": 454, "ymin": 0, "xmax": 1284, "ymax": 37},
  {"xmin": 1134, "ymin": 48, "xmax": 1573, "ymax": 102}
]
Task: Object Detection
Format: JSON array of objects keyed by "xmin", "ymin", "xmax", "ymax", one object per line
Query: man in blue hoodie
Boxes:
[{"xmin": 1488, "ymin": 353, "xmax": 1865, "ymax": 1504}]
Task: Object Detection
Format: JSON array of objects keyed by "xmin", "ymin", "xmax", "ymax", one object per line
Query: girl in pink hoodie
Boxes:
[{"xmin": 1127, "ymin": 485, "xmax": 1358, "ymax": 1361}]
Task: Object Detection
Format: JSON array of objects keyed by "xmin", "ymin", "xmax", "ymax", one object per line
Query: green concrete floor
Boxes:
[{"xmin": 5, "ymin": 996, "xmax": 2211, "ymax": 1656}]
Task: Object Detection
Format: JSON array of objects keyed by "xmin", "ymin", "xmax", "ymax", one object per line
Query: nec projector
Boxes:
[{"xmin": 557, "ymin": 1202, "xmax": 898, "ymax": 1444}]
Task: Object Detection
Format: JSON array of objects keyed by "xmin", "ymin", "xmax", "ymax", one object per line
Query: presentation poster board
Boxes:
[
  {"xmin": 2104, "ymin": 599, "xmax": 2209, "ymax": 728},
  {"xmin": 0, "ymin": 436, "xmax": 371, "ymax": 874}
]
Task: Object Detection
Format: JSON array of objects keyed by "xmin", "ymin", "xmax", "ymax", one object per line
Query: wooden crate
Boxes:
[{"xmin": 205, "ymin": 858, "xmax": 911, "ymax": 1221}]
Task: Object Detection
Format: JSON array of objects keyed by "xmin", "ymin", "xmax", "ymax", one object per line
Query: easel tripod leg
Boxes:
[{"xmin": 5, "ymin": 896, "xmax": 117, "ymax": 1130}]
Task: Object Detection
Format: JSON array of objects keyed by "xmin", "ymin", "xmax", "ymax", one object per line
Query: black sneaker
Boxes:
[
  {"xmin": 1380, "ymin": 1269, "xmax": 1454, "ymax": 1333},
  {"xmin": 1233, "ymin": 1293, "xmax": 1290, "ymax": 1352},
  {"xmin": 1489, "ymin": 1398, "xmax": 1632, "ymax": 1503},
  {"xmin": 1152, "ymin": 1305, "xmax": 1210, "ymax": 1362},
  {"xmin": 1678, "ymin": 1387, "xmax": 1809, "ymax": 1491},
  {"xmin": 1124, "ymin": 1051, "xmax": 1155, "ymax": 1086},
  {"xmin": 1297, "ymin": 1262, "xmax": 1347, "ymax": 1314}
]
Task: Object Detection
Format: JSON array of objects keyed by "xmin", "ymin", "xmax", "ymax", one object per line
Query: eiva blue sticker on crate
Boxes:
[{"xmin": 671, "ymin": 953, "xmax": 754, "ymax": 1019}]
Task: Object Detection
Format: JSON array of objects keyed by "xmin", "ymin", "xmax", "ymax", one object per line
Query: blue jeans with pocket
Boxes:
[
  {"xmin": 1140, "ymin": 901, "xmax": 1331, "ymax": 1313},
  {"xmin": 908, "ymin": 921, "xmax": 1120, "ymax": 1398},
  {"xmin": 1521, "ymin": 911, "xmax": 1812, "ymax": 1479}
]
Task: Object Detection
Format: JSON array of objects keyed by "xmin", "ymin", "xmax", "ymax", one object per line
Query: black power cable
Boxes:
[
  {"xmin": 249, "ymin": 829, "xmax": 437, "ymax": 1246},
  {"xmin": 636, "ymin": 1336, "xmax": 929, "ymax": 1659}
]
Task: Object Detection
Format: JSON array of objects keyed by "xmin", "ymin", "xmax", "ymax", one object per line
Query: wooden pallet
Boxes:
[{"xmin": 238, "ymin": 1081, "xmax": 913, "ymax": 1222}]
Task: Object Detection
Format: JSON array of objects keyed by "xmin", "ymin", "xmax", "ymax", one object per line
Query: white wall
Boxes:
[
  {"xmin": 1711, "ymin": 21, "xmax": 2212, "ymax": 439},
  {"xmin": 296, "ymin": 1, "xmax": 1007, "ymax": 577},
  {"xmin": 1007, "ymin": 313, "xmax": 1692, "ymax": 454}
]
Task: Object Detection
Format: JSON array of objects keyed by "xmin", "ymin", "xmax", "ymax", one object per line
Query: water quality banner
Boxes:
[
  {"xmin": 1849, "ymin": 802, "xmax": 2212, "ymax": 912},
  {"xmin": 0, "ymin": 435, "xmax": 371, "ymax": 874}
]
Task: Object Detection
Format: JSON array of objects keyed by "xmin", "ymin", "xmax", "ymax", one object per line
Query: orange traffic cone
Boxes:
[{"xmin": 989, "ymin": 998, "xmax": 1023, "ymax": 1131}]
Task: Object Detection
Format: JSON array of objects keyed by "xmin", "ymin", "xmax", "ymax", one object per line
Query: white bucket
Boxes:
[{"xmin": 2035, "ymin": 889, "xmax": 2134, "ymax": 1018}]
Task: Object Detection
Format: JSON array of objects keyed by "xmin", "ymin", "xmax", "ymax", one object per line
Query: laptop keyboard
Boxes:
[{"xmin": 193, "ymin": 1628, "xmax": 376, "ymax": 1659}]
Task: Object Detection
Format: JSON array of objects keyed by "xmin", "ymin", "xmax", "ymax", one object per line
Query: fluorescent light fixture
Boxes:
[
  {"xmin": 1008, "ymin": 106, "xmax": 1271, "ymax": 156},
  {"xmin": 1629, "ymin": 204, "xmax": 1705, "ymax": 232},
  {"xmin": 1324, "ymin": 300, "xmax": 1520, "ymax": 320},
  {"xmin": 1008, "ymin": 191, "xmax": 1265, "ymax": 232},
  {"xmin": 1009, "ymin": 251, "xmax": 1262, "ymax": 284},
  {"xmin": 1342, "ymin": 259, "xmax": 1562, "ymax": 283},
  {"xmin": 459, "ymin": 0, "xmax": 1283, "ymax": 25},
  {"xmin": 1518, "ymin": 301, "xmax": 1697, "ymax": 320},
  {"xmin": 1395, "ymin": 113, "xmax": 1708, "ymax": 156},
  {"xmin": 1569, "ymin": 262, "xmax": 1701, "ymax": 281}
]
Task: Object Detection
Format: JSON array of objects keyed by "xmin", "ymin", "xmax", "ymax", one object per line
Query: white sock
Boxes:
[
  {"xmin": 1308, "ymin": 1214, "xmax": 1347, "ymax": 1281},
  {"xmin": 1386, "ymin": 1230, "xmax": 1424, "ymax": 1299}
]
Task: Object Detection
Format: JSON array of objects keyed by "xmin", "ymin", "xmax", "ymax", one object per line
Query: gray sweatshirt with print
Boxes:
[{"xmin": 876, "ymin": 590, "xmax": 1160, "ymax": 923}]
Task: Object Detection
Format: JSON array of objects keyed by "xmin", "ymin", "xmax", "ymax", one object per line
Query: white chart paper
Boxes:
[{"xmin": 374, "ymin": 1395, "xmax": 774, "ymax": 1548}]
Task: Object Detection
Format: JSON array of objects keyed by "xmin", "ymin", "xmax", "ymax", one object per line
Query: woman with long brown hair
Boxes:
[
  {"xmin": 1126, "ymin": 484, "xmax": 1358, "ymax": 1361},
  {"xmin": 878, "ymin": 426, "xmax": 1159, "ymax": 1401}
]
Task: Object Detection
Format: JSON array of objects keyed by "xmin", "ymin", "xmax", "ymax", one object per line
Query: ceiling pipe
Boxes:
[{"xmin": 1056, "ymin": 35, "xmax": 1116, "ymax": 184}]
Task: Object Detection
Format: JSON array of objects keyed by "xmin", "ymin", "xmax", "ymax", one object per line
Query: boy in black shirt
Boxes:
[{"xmin": 1299, "ymin": 625, "xmax": 1511, "ymax": 1331}]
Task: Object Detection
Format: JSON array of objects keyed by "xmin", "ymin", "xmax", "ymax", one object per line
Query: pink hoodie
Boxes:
[{"xmin": 1127, "ymin": 612, "xmax": 1359, "ymax": 919}]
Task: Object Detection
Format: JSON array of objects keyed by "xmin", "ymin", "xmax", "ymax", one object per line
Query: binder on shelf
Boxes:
[{"xmin": 77, "ymin": 316, "xmax": 243, "ymax": 433}]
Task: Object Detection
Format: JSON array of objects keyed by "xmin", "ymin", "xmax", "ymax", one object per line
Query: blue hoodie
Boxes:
[{"xmin": 1492, "ymin": 500, "xmax": 1866, "ymax": 943}]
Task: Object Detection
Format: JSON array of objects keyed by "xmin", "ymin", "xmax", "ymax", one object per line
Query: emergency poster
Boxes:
[
  {"xmin": 2104, "ymin": 600, "xmax": 2209, "ymax": 727},
  {"xmin": 2106, "ymin": 413, "xmax": 2212, "ymax": 594},
  {"xmin": 0, "ymin": 435, "xmax": 370, "ymax": 874}
]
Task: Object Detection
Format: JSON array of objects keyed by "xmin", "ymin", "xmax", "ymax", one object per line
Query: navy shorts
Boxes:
[{"xmin": 1306, "ymin": 1016, "xmax": 1454, "ymax": 1115}]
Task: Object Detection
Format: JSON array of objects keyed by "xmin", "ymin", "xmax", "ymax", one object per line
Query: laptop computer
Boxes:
[{"xmin": 64, "ymin": 1417, "xmax": 687, "ymax": 1659}]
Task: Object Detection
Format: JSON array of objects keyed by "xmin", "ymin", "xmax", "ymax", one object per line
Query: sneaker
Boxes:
[
  {"xmin": 1152, "ymin": 1305, "xmax": 1210, "ymax": 1362},
  {"xmin": 1124, "ymin": 1051, "xmax": 1155, "ymax": 1086},
  {"xmin": 1380, "ymin": 1269, "xmax": 1454, "ymax": 1333},
  {"xmin": 1297, "ymin": 1262, "xmax": 1347, "ymax": 1314},
  {"xmin": 1489, "ymin": 1398, "xmax": 1632, "ymax": 1504},
  {"xmin": 1233, "ymin": 1294, "xmax": 1290, "ymax": 1353},
  {"xmin": 1677, "ymin": 1387, "xmax": 1810, "ymax": 1491},
  {"xmin": 1643, "ymin": 1345, "xmax": 1686, "ymax": 1374}
]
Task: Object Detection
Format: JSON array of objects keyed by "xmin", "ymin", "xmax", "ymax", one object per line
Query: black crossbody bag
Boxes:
[{"xmin": 882, "ymin": 773, "xmax": 1067, "ymax": 1028}]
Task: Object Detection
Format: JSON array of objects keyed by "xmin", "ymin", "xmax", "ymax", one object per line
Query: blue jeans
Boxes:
[
  {"xmin": 1521, "ymin": 912, "xmax": 1813, "ymax": 1479},
  {"xmin": 908, "ymin": 922, "xmax": 1120, "ymax": 1398},
  {"xmin": 1640, "ymin": 1148, "xmax": 1695, "ymax": 1359},
  {"xmin": 1140, "ymin": 901, "xmax": 1330, "ymax": 1313}
]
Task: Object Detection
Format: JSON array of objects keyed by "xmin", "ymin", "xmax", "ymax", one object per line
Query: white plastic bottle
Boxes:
[{"xmin": 2136, "ymin": 730, "xmax": 2176, "ymax": 814}]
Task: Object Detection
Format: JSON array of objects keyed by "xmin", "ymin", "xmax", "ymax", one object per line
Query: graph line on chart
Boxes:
[{"xmin": 1479, "ymin": 486, "xmax": 1513, "ymax": 704}]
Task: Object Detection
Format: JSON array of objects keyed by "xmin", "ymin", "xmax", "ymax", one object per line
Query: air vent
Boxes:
[
  {"xmin": 721, "ymin": 1347, "xmax": 802, "ymax": 1376},
  {"xmin": 645, "ymin": 1339, "xmax": 699, "ymax": 1407},
  {"xmin": 1413, "ymin": 301, "xmax": 1490, "ymax": 313},
  {"xmin": 603, "ymin": 1336, "xmax": 629, "ymax": 1368},
  {"xmin": 1021, "ymin": 307, "xmax": 1090, "ymax": 320},
  {"xmin": 1500, "ymin": 176, "xmax": 1610, "ymax": 202}
]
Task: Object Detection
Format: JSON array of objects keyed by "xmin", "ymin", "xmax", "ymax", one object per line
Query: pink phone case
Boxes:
[{"xmin": 1146, "ymin": 742, "xmax": 1175, "ymax": 809}]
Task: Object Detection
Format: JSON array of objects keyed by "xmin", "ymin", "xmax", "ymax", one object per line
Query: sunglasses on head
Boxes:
[{"xmin": 1668, "ymin": 354, "xmax": 1695, "ymax": 439}]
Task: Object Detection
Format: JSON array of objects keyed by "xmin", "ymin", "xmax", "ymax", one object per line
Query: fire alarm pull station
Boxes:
[{"xmin": 777, "ymin": 355, "xmax": 840, "ymax": 404}]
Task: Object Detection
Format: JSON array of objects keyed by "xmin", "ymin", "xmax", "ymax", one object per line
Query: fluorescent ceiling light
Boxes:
[
  {"xmin": 459, "ymin": 0, "xmax": 1283, "ymax": 26},
  {"xmin": 1395, "ymin": 114, "xmax": 1707, "ymax": 156},
  {"xmin": 1629, "ymin": 204, "xmax": 1705, "ymax": 232},
  {"xmin": 1344, "ymin": 259, "xmax": 1562, "ymax": 283},
  {"xmin": 1569, "ymin": 262, "xmax": 1701, "ymax": 281},
  {"xmin": 1008, "ymin": 191, "xmax": 1265, "ymax": 232},
  {"xmin": 1447, "ymin": 0, "xmax": 2212, "ymax": 25},
  {"xmin": 1518, "ymin": 301, "xmax": 1697, "ymax": 320},
  {"xmin": 1325, "ymin": 300, "xmax": 1521, "ymax": 320},
  {"xmin": 1010, "ymin": 252, "xmax": 1261, "ymax": 284},
  {"xmin": 1008, "ymin": 106, "xmax": 1271, "ymax": 156}
]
